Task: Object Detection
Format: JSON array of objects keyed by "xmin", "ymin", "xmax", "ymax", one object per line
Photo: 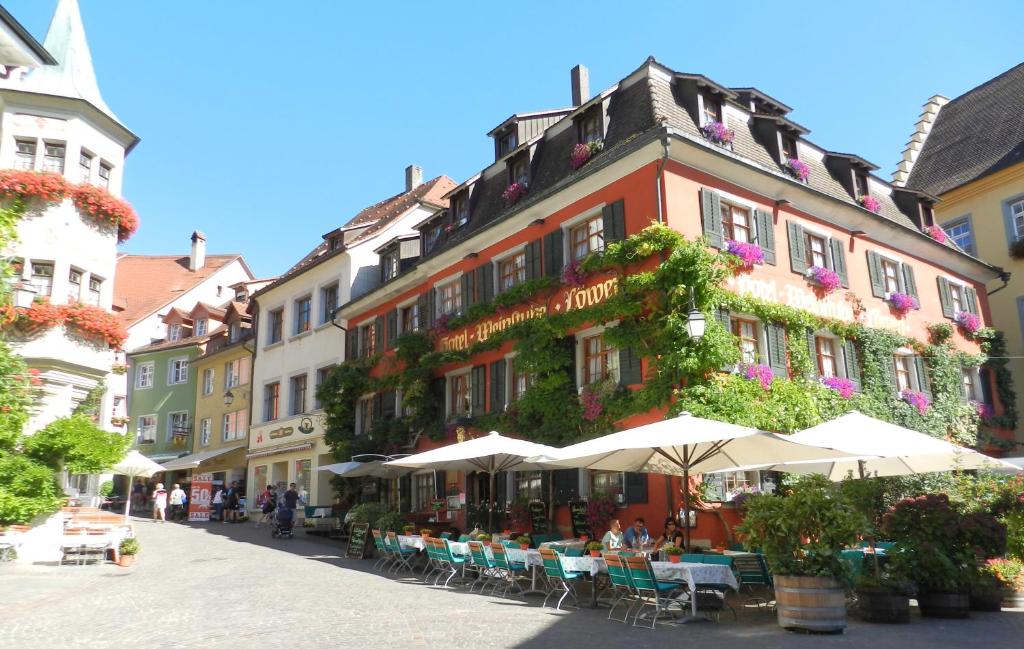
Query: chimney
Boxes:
[
  {"xmin": 571, "ymin": 64, "xmax": 589, "ymax": 107},
  {"xmin": 189, "ymin": 230, "xmax": 206, "ymax": 272},
  {"xmin": 405, "ymin": 164, "xmax": 423, "ymax": 191}
]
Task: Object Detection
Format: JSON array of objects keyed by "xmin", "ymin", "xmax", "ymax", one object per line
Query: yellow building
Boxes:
[
  {"xmin": 897, "ymin": 63, "xmax": 1024, "ymax": 444},
  {"xmin": 161, "ymin": 302, "xmax": 253, "ymax": 491}
]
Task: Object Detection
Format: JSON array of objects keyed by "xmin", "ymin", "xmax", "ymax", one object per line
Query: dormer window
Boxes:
[
  {"xmin": 700, "ymin": 90, "xmax": 722, "ymax": 126},
  {"xmin": 235, "ymin": 289, "xmax": 247, "ymax": 302},
  {"xmin": 381, "ymin": 248, "xmax": 400, "ymax": 283},
  {"xmin": 920, "ymin": 202, "xmax": 935, "ymax": 228},
  {"xmin": 509, "ymin": 152, "xmax": 530, "ymax": 187},
  {"xmin": 496, "ymin": 129, "xmax": 518, "ymax": 158},
  {"xmin": 328, "ymin": 235, "xmax": 343, "ymax": 251},
  {"xmin": 578, "ymin": 109, "xmax": 603, "ymax": 144},
  {"xmin": 452, "ymin": 192, "xmax": 469, "ymax": 228},
  {"xmin": 854, "ymin": 172, "xmax": 869, "ymax": 199},
  {"xmin": 168, "ymin": 323, "xmax": 182, "ymax": 342},
  {"xmin": 194, "ymin": 318, "xmax": 208, "ymax": 337},
  {"xmin": 423, "ymin": 221, "xmax": 443, "ymax": 255},
  {"xmin": 781, "ymin": 135, "xmax": 798, "ymax": 161}
]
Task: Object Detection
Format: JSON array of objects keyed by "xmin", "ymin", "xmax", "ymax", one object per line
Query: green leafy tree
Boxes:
[
  {"xmin": 0, "ymin": 454, "xmax": 64, "ymax": 525},
  {"xmin": 23, "ymin": 414, "xmax": 128, "ymax": 474}
]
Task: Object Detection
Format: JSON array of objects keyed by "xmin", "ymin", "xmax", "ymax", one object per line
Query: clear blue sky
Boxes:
[{"xmin": 7, "ymin": 0, "xmax": 1023, "ymax": 278}]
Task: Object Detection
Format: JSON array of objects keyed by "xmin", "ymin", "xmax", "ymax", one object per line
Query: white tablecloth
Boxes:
[
  {"xmin": 60, "ymin": 534, "xmax": 115, "ymax": 549},
  {"xmin": 397, "ymin": 535, "xmax": 426, "ymax": 550},
  {"xmin": 556, "ymin": 557, "xmax": 738, "ymax": 593}
]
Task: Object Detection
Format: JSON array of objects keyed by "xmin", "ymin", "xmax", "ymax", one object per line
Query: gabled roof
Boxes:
[
  {"xmin": 113, "ymin": 254, "xmax": 251, "ymax": 327},
  {"xmin": 0, "ymin": 5, "xmax": 57, "ymax": 66},
  {"xmin": 906, "ymin": 62, "xmax": 1024, "ymax": 196}
]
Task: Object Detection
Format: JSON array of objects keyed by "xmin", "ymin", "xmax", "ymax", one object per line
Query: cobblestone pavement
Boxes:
[{"xmin": 2, "ymin": 519, "xmax": 1022, "ymax": 649}]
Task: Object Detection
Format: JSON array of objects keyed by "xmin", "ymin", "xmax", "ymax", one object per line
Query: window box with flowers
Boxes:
[
  {"xmin": 901, "ymin": 389, "xmax": 930, "ymax": 415},
  {"xmin": 805, "ymin": 266, "xmax": 842, "ymax": 295},
  {"xmin": 502, "ymin": 182, "xmax": 528, "ymax": 205},
  {"xmin": 859, "ymin": 195, "xmax": 882, "ymax": 214},
  {"xmin": 723, "ymin": 240, "xmax": 764, "ymax": 273},
  {"xmin": 925, "ymin": 225, "xmax": 947, "ymax": 244},
  {"xmin": 700, "ymin": 121, "xmax": 734, "ymax": 146},
  {"xmin": 561, "ymin": 259, "xmax": 586, "ymax": 287},
  {"xmin": 821, "ymin": 376, "xmax": 856, "ymax": 399},
  {"xmin": 886, "ymin": 292, "xmax": 919, "ymax": 316},
  {"xmin": 743, "ymin": 364, "xmax": 774, "ymax": 391},
  {"xmin": 783, "ymin": 158, "xmax": 811, "ymax": 182},
  {"xmin": 0, "ymin": 298, "xmax": 128, "ymax": 348},
  {"xmin": 569, "ymin": 140, "xmax": 604, "ymax": 171},
  {"xmin": 954, "ymin": 311, "xmax": 981, "ymax": 335},
  {"xmin": 111, "ymin": 362, "xmax": 128, "ymax": 375},
  {"xmin": 110, "ymin": 416, "xmax": 129, "ymax": 427}
]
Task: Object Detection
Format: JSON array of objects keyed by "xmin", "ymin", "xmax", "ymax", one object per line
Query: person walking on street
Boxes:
[
  {"xmin": 256, "ymin": 484, "xmax": 276, "ymax": 528},
  {"xmin": 283, "ymin": 483, "xmax": 300, "ymax": 511},
  {"xmin": 224, "ymin": 481, "xmax": 240, "ymax": 523},
  {"xmin": 151, "ymin": 483, "xmax": 168, "ymax": 522},
  {"xmin": 212, "ymin": 486, "xmax": 224, "ymax": 522},
  {"xmin": 169, "ymin": 484, "xmax": 186, "ymax": 522}
]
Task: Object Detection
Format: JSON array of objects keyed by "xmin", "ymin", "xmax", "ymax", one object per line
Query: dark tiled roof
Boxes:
[{"xmin": 907, "ymin": 63, "xmax": 1024, "ymax": 196}]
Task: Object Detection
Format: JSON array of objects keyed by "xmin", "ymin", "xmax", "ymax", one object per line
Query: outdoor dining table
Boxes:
[{"xmin": 59, "ymin": 533, "xmax": 115, "ymax": 566}]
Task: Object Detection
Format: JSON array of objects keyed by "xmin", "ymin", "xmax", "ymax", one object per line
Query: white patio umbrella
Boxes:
[
  {"xmin": 385, "ymin": 431, "xmax": 560, "ymax": 530},
  {"xmin": 318, "ymin": 460, "xmax": 410, "ymax": 479},
  {"xmin": 531, "ymin": 412, "xmax": 862, "ymax": 549},
  {"xmin": 109, "ymin": 450, "xmax": 166, "ymax": 521},
  {"xmin": 750, "ymin": 411, "xmax": 1020, "ymax": 480}
]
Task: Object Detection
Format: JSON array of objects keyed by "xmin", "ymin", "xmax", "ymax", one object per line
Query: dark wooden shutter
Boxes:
[
  {"xmin": 399, "ymin": 474, "xmax": 412, "ymax": 513},
  {"xmin": 374, "ymin": 315, "xmax": 384, "ymax": 352},
  {"xmin": 979, "ymin": 367, "xmax": 994, "ymax": 406},
  {"xmin": 495, "ymin": 470, "xmax": 508, "ymax": 508},
  {"xmin": 901, "ymin": 264, "xmax": 918, "ymax": 301},
  {"xmin": 346, "ymin": 328, "xmax": 359, "ymax": 361},
  {"xmin": 964, "ymin": 286, "xmax": 979, "ymax": 315},
  {"xmin": 461, "ymin": 273, "xmax": 475, "ymax": 310},
  {"xmin": 552, "ymin": 469, "xmax": 579, "ymax": 506},
  {"xmin": 700, "ymin": 188, "xmax": 723, "ymax": 249},
  {"xmin": 471, "ymin": 365, "xmax": 486, "ymax": 416},
  {"xmin": 624, "ymin": 472, "xmax": 648, "ymax": 504},
  {"xmin": 525, "ymin": 239, "xmax": 542, "ymax": 280},
  {"xmin": 754, "ymin": 208, "xmax": 775, "ymax": 265},
  {"xmin": 829, "ymin": 238, "xmax": 849, "ymax": 288},
  {"xmin": 434, "ymin": 470, "xmax": 446, "ymax": 499},
  {"xmin": 806, "ymin": 329, "xmax": 818, "ymax": 380},
  {"xmin": 914, "ymin": 356, "xmax": 932, "ymax": 399},
  {"xmin": 386, "ymin": 309, "xmax": 398, "ymax": 348},
  {"xmin": 373, "ymin": 392, "xmax": 383, "ymax": 419},
  {"xmin": 618, "ymin": 346, "xmax": 642, "ymax": 386},
  {"xmin": 602, "ymin": 199, "xmax": 626, "ymax": 244},
  {"xmin": 715, "ymin": 308, "xmax": 731, "ymax": 331},
  {"xmin": 937, "ymin": 277, "xmax": 954, "ymax": 318},
  {"xmin": 417, "ymin": 293, "xmax": 430, "ymax": 330},
  {"xmin": 561, "ymin": 336, "xmax": 579, "ymax": 392},
  {"xmin": 787, "ymin": 221, "xmax": 807, "ymax": 274},
  {"xmin": 764, "ymin": 323, "xmax": 788, "ymax": 378},
  {"xmin": 882, "ymin": 355, "xmax": 897, "ymax": 390},
  {"xmin": 424, "ymin": 289, "xmax": 436, "ymax": 327},
  {"xmin": 842, "ymin": 339, "xmax": 860, "ymax": 389},
  {"xmin": 867, "ymin": 251, "xmax": 886, "ymax": 298},
  {"xmin": 381, "ymin": 389, "xmax": 396, "ymax": 420},
  {"xmin": 544, "ymin": 230, "xmax": 564, "ymax": 277},
  {"xmin": 430, "ymin": 377, "xmax": 446, "ymax": 423},
  {"xmin": 476, "ymin": 264, "xmax": 494, "ymax": 304},
  {"xmin": 489, "ymin": 359, "xmax": 506, "ymax": 413}
]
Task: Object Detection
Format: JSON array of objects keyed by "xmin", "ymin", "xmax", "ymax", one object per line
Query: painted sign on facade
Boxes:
[{"xmin": 188, "ymin": 472, "xmax": 213, "ymax": 522}]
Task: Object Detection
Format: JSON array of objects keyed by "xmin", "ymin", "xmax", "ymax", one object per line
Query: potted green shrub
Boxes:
[
  {"xmin": 970, "ymin": 564, "xmax": 1004, "ymax": 611},
  {"xmin": 117, "ymin": 537, "xmax": 139, "ymax": 567},
  {"xmin": 515, "ymin": 535, "xmax": 531, "ymax": 550},
  {"xmin": 402, "ymin": 524, "xmax": 415, "ymax": 536},
  {"xmin": 854, "ymin": 567, "xmax": 913, "ymax": 623},
  {"xmin": 420, "ymin": 528, "xmax": 432, "ymax": 539},
  {"xmin": 663, "ymin": 545, "xmax": 684, "ymax": 563},
  {"xmin": 986, "ymin": 557, "xmax": 1024, "ymax": 608},
  {"xmin": 737, "ymin": 476, "xmax": 868, "ymax": 633},
  {"xmin": 585, "ymin": 541, "xmax": 603, "ymax": 557}
]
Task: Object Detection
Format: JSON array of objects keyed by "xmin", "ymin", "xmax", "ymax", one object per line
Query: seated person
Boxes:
[
  {"xmin": 655, "ymin": 516, "xmax": 683, "ymax": 550},
  {"xmin": 623, "ymin": 517, "xmax": 651, "ymax": 549},
  {"xmin": 601, "ymin": 518, "xmax": 625, "ymax": 551}
]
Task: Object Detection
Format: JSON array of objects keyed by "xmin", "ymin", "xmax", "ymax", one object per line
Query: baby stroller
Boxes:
[{"xmin": 271, "ymin": 503, "xmax": 294, "ymax": 539}]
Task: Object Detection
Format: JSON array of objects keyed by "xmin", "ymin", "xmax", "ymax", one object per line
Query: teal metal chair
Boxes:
[
  {"xmin": 440, "ymin": 531, "xmax": 451, "ymax": 540},
  {"xmin": 467, "ymin": 540, "xmax": 501, "ymax": 593},
  {"xmin": 682, "ymin": 553, "xmax": 706, "ymax": 563},
  {"xmin": 540, "ymin": 547, "xmax": 582, "ymax": 610},
  {"xmin": 490, "ymin": 543, "xmax": 527, "ymax": 598},
  {"xmin": 501, "ymin": 539, "xmax": 520, "ymax": 548},
  {"xmin": 732, "ymin": 553, "xmax": 772, "ymax": 609},
  {"xmin": 384, "ymin": 531, "xmax": 418, "ymax": 575},
  {"xmin": 623, "ymin": 554, "xmax": 684, "ymax": 628},
  {"xmin": 565, "ymin": 546, "xmax": 584, "ymax": 557},
  {"xmin": 422, "ymin": 537, "xmax": 445, "ymax": 584},
  {"xmin": 371, "ymin": 529, "xmax": 393, "ymax": 571},
  {"xmin": 437, "ymin": 538, "xmax": 468, "ymax": 588},
  {"xmin": 604, "ymin": 552, "xmax": 639, "ymax": 624}
]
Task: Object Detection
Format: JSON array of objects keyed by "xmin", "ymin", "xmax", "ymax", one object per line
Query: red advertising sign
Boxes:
[{"xmin": 188, "ymin": 472, "xmax": 213, "ymax": 522}]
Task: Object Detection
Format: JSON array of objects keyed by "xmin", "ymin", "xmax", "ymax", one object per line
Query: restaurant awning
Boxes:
[
  {"xmin": 245, "ymin": 441, "xmax": 314, "ymax": 460},
  {"xmin": 160, "ymin": 444, "xmax": 246, "ymax": 471}
]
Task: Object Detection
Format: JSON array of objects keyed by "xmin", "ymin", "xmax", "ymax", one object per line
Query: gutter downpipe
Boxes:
[
  {"xmin": 986, "ymin": 270, "xmax": 1011, "ymax": 297},
  {"xmin": 655, "ymin": 129, "xmax": 671, "ymax": 225}
]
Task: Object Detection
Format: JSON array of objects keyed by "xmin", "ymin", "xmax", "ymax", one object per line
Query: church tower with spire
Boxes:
[{"xmin": 0, "ymin": 0, "xmax": 140, "ymax": 454}]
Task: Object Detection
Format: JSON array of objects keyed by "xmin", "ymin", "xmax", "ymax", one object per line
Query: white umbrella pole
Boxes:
[{"xmin": 682, "ymin": 466, "xmax": 691, "ymax": 552}]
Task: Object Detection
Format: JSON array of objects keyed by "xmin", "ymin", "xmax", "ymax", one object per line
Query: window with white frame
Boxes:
[
  {"xmin": 135, "ymin": 362, "xmax": 154, "ymax": 389},
  {"xmin": 294, "ymin": 296, "xmax": 312, "ymax": 334},
  {"xmin": 30, "ymin": 262, "xmax": 53, "ymax": 297},
  {"xmin": 168, "ymin": 323, "xmax": 182, "ymax": 342},
  {"xmin": 721, "ymin": 202, "xmax": 753, "ymax": 243},
  {"xmin": 436, "ymin": 279, "xmax": 462, "ymax": 316},
  {"xmin": 357, "ymin": 395, "xmax": 374, "ymax": 436},
  {"xmin": 509, "ymin": 356, "xmax": 535, "ymax": 402},
  {"xmin": 590, "ymin": 470, "xmax": 624, "ymax": 500},
  {"xmin": 136, "ymin": 414, "xmax": 157, "ymax": 443},
  {"xmin": 98, "ymin": 162, "xmax": 111, "ymax": 189},
  {"xmin": 880, "ymin": 257, "xmax": 902, "ymax": 295},
  {"xmin": 948, "ymin": 282, "xmax": 966, "ymax": 314},
  {"xmin": 804, "ymin": 231, "xmax": 829, "ymax": 268},
  {"xmin": 515, "ymin": 471, "xmax": 543, "ymax": 501},
  {"xmin": 381, "ymin": 249, "xmax": 400, "ymax": 282},
  {"xmin": 1012, "ymin": 199, "xmax": 1024, "ymax": 240},
  {"xmin": 199, "ymin": 418, "xmax": 212, "ymax": 446},
  {"xmin": 87, "ymin": 276, "xmax": 101, "ymax": 305},
  {"xmin": 814, "ymin": 335, "xmax": 839, "ymax": 378},
  {"xmin": 223, "ymin": 410, "xmax": 247, "ymax": 441},
  {"xmin": 289, "ymin": 374, "xmax": 307, "ymax": 416},
  {"xmin": 228, "ymin": 322, "xmax": 242, "ymax": 343},
  {"xmin": 961, "ymin": 367, "xmax": 981, "ymax": 402},
  {"xmin": 15, "ymin": 139, "xmax": 35, "ymax": 169},
  {"xmin": 705, "ymin": 470, "xmax": 764, "ymax": 502},
  {"xmin": 79, "ymin": 150, "xmax": 93, "ymax": 183},
  {"xmin": 201, "ymin": 368, "xmax": 215, "ymax": 396},
  {"xmin": 267, "ymin": 308, "xmax": 284, "ymax": 344},
  {"xmin": 168, "ymin": 358, "xmax": 189, "ymax": 385},
  {"xmin": 943, "ymin": 217, "xmax": 974, "ymax": 255},
  {"xmin": 400, "ymin": 302, "xmax": 420, "ymax": 333},
  {"xmin": 893, "ymin": 353, "xmax": 914, "ymax": 392},
  {"xmin": 42, "ymin": 142, "xmax": 65, "ymax": 173},
  {"xmin": 358, "ymin": 320, "xmax": 376, "ymax": 357},
  {"xmin": 194, "ymin": 318, "xmax": 208, "ymax": 337},
  {"xmin": 569, "ymin": 215, "xmax": 604, "ymax": 262},
  {"xmin": 448, "ymin": 371, "xmax": 471, "ymax": 417},
  {"xmin": 578, "ymin": 329, "xmax": 619, "ymax": 386},
  {"xmin": 225, "ymin": 357, "xmax": 246, "ymax": 388},
  {"xmin": 497, "ymin": 252, "xmax": 526, "ymax": 292},
  {"xmin": 263, "ymin": 382, "xmax": 280, "ymax": 421},
  {"xmin": 731, "ymin": 317, "xmax": 762, "ymax": 366},
  {"xmin": 320, "ymin": 283, "xmax": 339, "ymax": 324},
  {"xmin": 167, "ymin": 411, "xmax": 190, "ymax": 440},
  {"xmin": 68, "ymin": 268, "xmax": 82, "ymax": 301},
  {"xmin": 452, "ymin": 192, "xmax": 469, "ymax": 228}
]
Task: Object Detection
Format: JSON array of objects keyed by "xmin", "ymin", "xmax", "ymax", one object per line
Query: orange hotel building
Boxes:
[{"xmin": 331, "ymin": 58, "xmax": 1004, "ymax": 544}]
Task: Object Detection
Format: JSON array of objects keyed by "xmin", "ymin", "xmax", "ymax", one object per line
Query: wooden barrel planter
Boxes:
[
  {"xmin": 775, "ymin": 575, "xmax": 847, "ymax": 633},
  {"xmin": 969, "ymin": 592, "xmax": 1002, "ymax": 612},
  {"xmin": 917, "ymin": 592, "xmax": 970, "ymax": 618},
  {"xmin": 1003, "ymin": 589, "xmax": 1024, "ymax": 609},
  {"xmin": 855, "ymin": 587, "xmax": 910, "ymax": 623}
]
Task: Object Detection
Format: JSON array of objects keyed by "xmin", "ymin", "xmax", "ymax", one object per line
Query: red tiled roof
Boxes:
[{"xmin": 113, "ymin": 254, "xmax": 248, "ymax": 327}]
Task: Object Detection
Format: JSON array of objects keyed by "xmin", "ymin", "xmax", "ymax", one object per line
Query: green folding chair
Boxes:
[
  {"xmin": 467, "ymin": 540, "xmax": 501, "ymax": 593},
  {"xmin": 437, "ymin": 538, "xmax": 468, "ymax": 588},
  {"xmin": 623, "ymin": 554, "xmax": 684, "ymax": 628},
  {"xmin": 371, "ymin": 529, "xmax": 392, "ymax": 571},
  {"xmin": 604, "ymin": 552, "xmax": 639, "ymax": 624},
  {"xmin": 385, "ymin": 531, "xmax": 418, "ymax": 575},
  {"xmin": 540, "ymin": 547, "xmax": 582, "ymax": 610},
  {"xmin": 490, "ymin": 543, "xmax": 527, "ymax": 598},
  {"xmin": 682, "ymin": 553, "xmax": 706, "ymax": 563}
]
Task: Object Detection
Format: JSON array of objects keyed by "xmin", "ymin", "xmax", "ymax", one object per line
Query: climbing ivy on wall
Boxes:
[{"xmin": 317, "ymin": 223, "xmax": 1010, "ymax": 459}]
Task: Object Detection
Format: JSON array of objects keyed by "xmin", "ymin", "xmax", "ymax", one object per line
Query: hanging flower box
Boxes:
[
  {"xmin": 569, "ymin": 140, "xmax": 604, "ymax": 171},
  {"xmin": 171, "ymin": 432, "xmax": 190, "ymax": 445},
  {"xmin": 743, "ymin": 364, "xmax": 774, "ymax": 391},
  {"xmin": 859, "ymin": 195, "xmax": 882, "ymax": 214},
  {"xmin": 975, "ymin": 401, "xmax": 994, "ymax": 422},
  {"xmin": 821, "ymin": 376, "xmax": 855, "ymax": 399},
  {"xmin": 886, "ymin": 292, "xmax": 919, "ymax": 315},
  {"xmin": 783, "ymin": 158, "xmax": 811, "ymax": 182},
  {"xmin": 561, "ymin": 259, "xmax": 586, "ymax": 286},
  {"xmin": 925, "ymin": 225, "xmax": 947, "ymax": 244},
  {"xmin": 955, "ymin": 310, "xmax": 981, "ymax": 334},
  {"xmin": 700, "ymin": 121, "xmax": 734, "ymax": 146},
  {"xmin": 111, "ymin": 363, "xmax": 128, "ymax": 375},
  {"xmin": 110, "ymin": 416, "xmax": 129, "ymax": 427},
  {"xmin": 901, "ymin": 389, "xmax": 930, "ymax": 415},
  {"xmin": 805, "ymin": 266, "xmax": 841, "ymax": 294},
  {"xmin": 724, "ymin": 240, "xmax": 764, "ymax": 272},
  {"xmin": 502, "ymin": 182, "xmax": 528, "ymax": 205},
  {"xmin": 0, "ymin": 298, "xmax": 127, "ymax": 349}
]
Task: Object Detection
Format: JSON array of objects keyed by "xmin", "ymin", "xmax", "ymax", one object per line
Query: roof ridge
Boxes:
[{"xmin": 944, "ymin": 61, "xmax": 1024, "ymax": 107}]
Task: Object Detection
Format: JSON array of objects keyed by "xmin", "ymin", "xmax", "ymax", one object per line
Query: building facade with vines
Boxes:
[{"xmin": 323, "ymin": 58, "xmax": 1011, "ymax": 541}]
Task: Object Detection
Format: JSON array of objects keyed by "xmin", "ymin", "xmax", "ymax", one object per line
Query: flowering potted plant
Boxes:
[
  {"xmin": 117, "ymin": 537, "xmax": 139, "ymax": 567},
  {"xmin": 402, "ymin": 524, "xmax": 415, "ymax": 536},
  {"xmin": 975, "ymin": 401, "xmax": 995, "ymax": 423},
  {"xmin": 985, "ymin": 557, "xmax": 1024, "ymax": 608},
  {"xmin": 743, "ymin": 364, "xmax": 774, "ymax": 391},
  {"xmin": 585, "ymin": 541, "xmax": 603, "ymax": 557},
  {"xmin": 578, "ymin": 533, "xmax": 590, "ymax": 543},
  {"xmin": 502, "ymin": 182, "xmax": 527, "ymax": 205},
  {"xmin": 723, "ymin": 240, "xmax": 764, "ymax": 272},
  {"xmin": 955, "ymin": 311, "xmax": 981, "ymax": 335},
  {"xmin": 516, "ymin": 535, "xmax": 531, "ymax": 550},
  {"xmin": 970, "ymin": 563, "xmax": 1006, "ymax": 611},
  {"xmin": 561, "ymin": 259, "xmax": 586, "ymax": 286},
  {"xmin": 580, "ymin": 384, "xmax": 605, "ymax": 421},
  {"xmin": 859, "ymin": 195, "xmax": 882, "ymax": 214},
  {"xmin": 887, "ymin": 292, "xmax": 919, "ymax": 316},
  {"xmin": 700, "ymin": 120, "xmax": 734, "ymax": 146},
  {"xmin": 821, "ymin": 376, "xmax": 855, "ymax": 399},
  {"xmin": 783, "ymin": 157, "xmax": 810, "ymax": 182},
  {"xmin": 419, "ymin": 528, "xmax": 431, "ymax": 539},
  {"xmin": 569, "ymin": 140, "xmax": 604, "ymax": 171},
  {"xmin": 806, "ymin": 266, "xmax": 842, "ymax": 294},
  {"xmin": 663, "ymin": 545, "xmax": 684, "ymax": 563},
  {"xmin": 111, "ymin": 362, "xmax": 128, "ymax": 375},
  {"xmin": 110, "ymin": 416, "xmax": 129, "ymax": 427},
  {"xmin": 925, "ymin": 225, "xmax": 947, "ymax": 244},
  {"xmin": 901, "ymin": 389, "xmax": 930, "ymax": 415}
]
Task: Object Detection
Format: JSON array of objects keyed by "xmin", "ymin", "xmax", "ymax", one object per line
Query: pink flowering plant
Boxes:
[
  {"xmin": 901, "ymin": 389, "xmax": 930, "ymax": 415},
  {"xmin": 887, "ymin": 292, "xmax": 919, "ymax": 315},
  {"xmin": 859, "ymin": 195, "xmax": 882, "ymax": 214},
  {"xmin": 807, "ymin": 266, "xmax": 842, "ymax": 294},
  {"xmin": 925, "ymin": 225, "xmax": 947, "ymax": 244},
  {"xmin": 822, "ymin": 376, "xmax": 856, "ymax": 399},
  {"xmin": 430, "ymin": 313, "xmax": 451, "ymax": 335},
  {"xmin": 580, "ymin": 387, "xmax": 604, "ymax": 421},
  {"xmin": 784, "ymin": 158, "xmax": 811, "ymax": 182},
  {"xmin": 955, "ymin": 311, "xmax": 981, "ymax": 334},
  {"xmin": 700, "ymin": 120, "xmax": 734, "ymax": 145},
  {"xmin": 975, "ymin": 401, "xmax": 995, "ymax": 422},
  {"xmin": 724, "ymin": 240, "xmax": 764, "ymax": 271},
  {"xmin": 569, "ymin": 140, "xmax": 604, "ymax": 171},
  {"xmin": 561, "ymin": 259, "xmax": 586, "ymax": 286},
  {"xmin": 743, "ymin": 364, "xmax": 774, "ymax": 391},
  {"xmin": 502, "ymin": 182, "xmax": 528, "ymax": 205}
]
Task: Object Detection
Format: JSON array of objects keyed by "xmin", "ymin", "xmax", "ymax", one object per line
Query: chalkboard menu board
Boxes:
[
  {"xmin": 347, "ymin": 522, "xmax": 370, "ymax": 559},
  {"xmin": 569, "ymin": 500, "xmax": 591, "ymax": 538},
  {"xmin": 528, "ymin": 500, "xmax": 548, "ymax": 534}
]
